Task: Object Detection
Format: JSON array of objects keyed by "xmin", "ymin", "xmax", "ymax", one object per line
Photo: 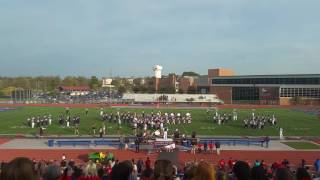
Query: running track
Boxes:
[{"xmin": 0, "ymin": 103, "xmax": 293, "ymax": 109}]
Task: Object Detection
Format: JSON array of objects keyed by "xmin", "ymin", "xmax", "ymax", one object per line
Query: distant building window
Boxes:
[
  {"xmin": 212, "ymin": 77, "xmax": 320, "ymax": 85},
  {"xmin": 280, "ymin": 88, "xmax": 320, "ymax": 98}
]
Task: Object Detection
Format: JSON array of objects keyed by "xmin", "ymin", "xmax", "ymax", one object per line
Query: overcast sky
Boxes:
[{"xmin": 0, "ymin": 0, "xmax": 320, "ymax": 77}]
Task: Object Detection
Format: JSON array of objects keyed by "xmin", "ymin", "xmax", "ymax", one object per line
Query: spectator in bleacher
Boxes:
[
  {"xmin": 72, "ymin": 166, "xmax": 83, "ymax": 179},
  {"xmin": 145, "ymin": 157, "xmax": 151, "ymax": 169},
  {"xmin": 43, "ymin": 164, "xmax": 60, "ymax": 180},
  {"xmin": 137, "ymin": 158, "xmax": 144, "ymax": 175},
  {"xmin": 153, "ymin": 160, "xmax": 174, "ymax": 180},
  {"xmin": 183, "ymin": 163, "xmax": 197, "ymax": 180},
  {"xmin": 296, "ymin": 167, "xmax": 311, "ymax": 180},
  {"xmin": 0, "ymin": 157, "xmax": 39, "ymax": 180},
  {"xmin": 97, "ymin": 167, "xmax": 108, "ymax": 180},
  {"xmin": 300, "ymin": 159, "xmax": 306, "ymax": 168},
  {"xmin": 131, "ymin": 159, "xmax": 138, "ymax": 179},
  {"xmin": 191, "ymin": 161, "xmax": 216, "ymax": 180},
  {"xmin": 315, "ymin": 158, "xmax": 320, "ymax": 172},
  {"xmin": 172, "ymin": 165, "xmax": 180, "ymax": 180},
  {"xmin": 274, "ymin": 168, "xmax": 295, "ymax": 180},
  {"xmin": 83, "ymin": 160, "xmax": 98, "ymax": 177},
  {"xmin": 203, "ymin": 141, "xmax": 208, "ymax": 153},
  {"xmin": 141, "ymin": 162, "xmax": 153, "ymax": 180},
  {"xmin": 228, "ymin": 158, "xmax": 235, "ymax": 170},
  {"xmin": 251, "ymin": 166, "xmax": 267, "ymax": 180},
  {"xmin": 281, "ymin": 159, "xmax": 290, "ymax": 168},
  {"xmin": 216, "ymin": 169, "xmax": 228, "ymax": 180},
  {"xmin": 219, "ymin": 159, "xmax": 226, "ymax": 170},
  {"xmin": 110, "ymin": 161, "xmax": 133, "ymax": 180},
  {"xmin": 208, "ymin": 142, "xmax": 214, "ymax": 154},
  {"xmin": 232, "ymin": 161, "xmax": 251, "ymax": 180}
]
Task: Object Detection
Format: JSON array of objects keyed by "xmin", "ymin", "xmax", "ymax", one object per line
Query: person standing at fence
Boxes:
[
  {"xmin": 135, "ymin": 137, "xmax": 140, "ymax": 153},
  {"xmin": 208, "ymin": 142, "xmax": 214, "ymax": 154},
  {"xmin": 265, "ymin": 136, "xmax": 270, "ymax": 148},
  {"xmin": 215, "ymin": 141, "xmax": 221, "ymax": 155},
  {"xmin": 124, "ymin": 136, "xmax": 129, "ymax": 150}
]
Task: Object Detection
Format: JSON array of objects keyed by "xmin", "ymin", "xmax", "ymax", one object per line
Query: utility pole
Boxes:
[{"xmin": 109, "ymin": 68, "xmax": 112, "ymax": 106}]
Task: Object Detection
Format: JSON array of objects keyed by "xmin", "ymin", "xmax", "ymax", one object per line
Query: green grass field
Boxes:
[
  {"xmin": 0, "ymin": 107, "xmax": 319, "ymax": 136},
  {"xmin": 283, "ymin": 142, "xmax": 320, "ymax": 149}
]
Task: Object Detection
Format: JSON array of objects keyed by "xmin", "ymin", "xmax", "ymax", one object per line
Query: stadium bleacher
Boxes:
[{"xmin": 122, "ymin": 93, "xmax": 223, "ymax": 103}]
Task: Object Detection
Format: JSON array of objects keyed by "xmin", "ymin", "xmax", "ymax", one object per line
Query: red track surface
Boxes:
[
  {"xmin": 0, "ymin": 138, "xmax": 10, "ymax": 145},
  {"xmin": 0, "ymin": 103, "xmax": 292, "ymax": 109},
  {"xmin": 0, "ymin": 149, "xmax": 318, "ymax": 167}
]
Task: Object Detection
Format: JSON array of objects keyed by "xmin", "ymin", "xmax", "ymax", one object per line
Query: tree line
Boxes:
[
  {"xmin": 0, "ymin": 76, "xmax": 100, "ymax": 96},
  {"xmin": 0, "ymin": 71, "xmax": 200, "ymax": 96}
]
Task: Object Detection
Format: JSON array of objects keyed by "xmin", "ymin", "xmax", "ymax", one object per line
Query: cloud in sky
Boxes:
[{"xmin": 0, "ymin": 0, "xmax": 319, "ymax": 77}]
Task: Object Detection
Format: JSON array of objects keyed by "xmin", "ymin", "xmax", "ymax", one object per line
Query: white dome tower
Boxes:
[
  {"xmin": 153, "ymin": 65, "xmax": 163, "ymax": 79},
  {"xmin": 153, "ymin": 65, "xmax": 163, "ymax": 93}
]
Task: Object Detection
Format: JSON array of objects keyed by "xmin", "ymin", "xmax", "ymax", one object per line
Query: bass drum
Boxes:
[{"xmin": 154, "ymin": 130, "xmax": 161, "ymax": 136}]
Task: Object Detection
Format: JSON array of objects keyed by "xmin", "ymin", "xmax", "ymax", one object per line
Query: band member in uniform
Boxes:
[
  {"xmin": 100, "ymin": 108, "xmax": 104, "ymax": 117},
  {"xmin": 191, "ymin": 138, "xmax": 197, "ymax": 155},
  {"xmin": 74, "ymin": 124, "xmax": 80, "ymax": 136},
  {"xmin": 163, "ymin": 128, "xmax": 168, "ymax": 140},
  {"xmin": 39, "ymin": 126, "xmax": 44, "ymax": 136},
  {"xmin": 279, "ymin": 128, "xmax": 284, "ymax": 140},
  {"xmin": 99, "ymin": 127, "xmax": 103, "ymax": 138},
  {"xmin": 85, "ymin": 108, "xmax": 89, "ymax": 116},
  {"xmin": 92, "ymin": 123, "xmax": 96, "ymax": 135},
  {"xmin": 102, "ymin": 122, "xmax": 106, "ymax": 135}
]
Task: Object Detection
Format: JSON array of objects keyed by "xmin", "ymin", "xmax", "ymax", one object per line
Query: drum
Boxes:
[{"xmin": 154, "ymin": 130, "xmax": 160, "ymax": 136}]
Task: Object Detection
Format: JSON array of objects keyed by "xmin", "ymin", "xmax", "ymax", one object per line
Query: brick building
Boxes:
[{"xmin": 208, "ymin": 69, "xmax": 320, "ymax": 105}]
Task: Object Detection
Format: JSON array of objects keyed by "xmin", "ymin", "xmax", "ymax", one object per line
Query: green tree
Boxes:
[
  {"xmin": 111, "ymin": 78, "xmax": 121, "ymax": 88},
  {"xmin": 118, "ymin": 85, "xmax": 127, "ymax": 95},
  {"xmin": 62, "ymin": 76, "xmax": 78, "ymax": 86},
  {"xmin": 89, "ymin": 76, "xmax": 100, "ymax": 90},
  {"xmin": 182, "ymin": 71, "xmax": 200, "ymax": 77},
  {"xmin": 0, "ymin": 90, "xmax": 4, "ymax": 97}
]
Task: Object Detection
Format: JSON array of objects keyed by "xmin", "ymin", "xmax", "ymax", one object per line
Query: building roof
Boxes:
[
  {"xmin": 213, "ymin": 74, "xmax": 320, "ymax": 79},
  {"xmin": 58, "ymin": 86, "xmax": 90, "ymax": 91}
]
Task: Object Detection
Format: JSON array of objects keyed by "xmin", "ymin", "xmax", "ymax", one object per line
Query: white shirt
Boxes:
[{"xmin": 163, "ymin": 131, "xmax": 168, "ymax": 139}]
